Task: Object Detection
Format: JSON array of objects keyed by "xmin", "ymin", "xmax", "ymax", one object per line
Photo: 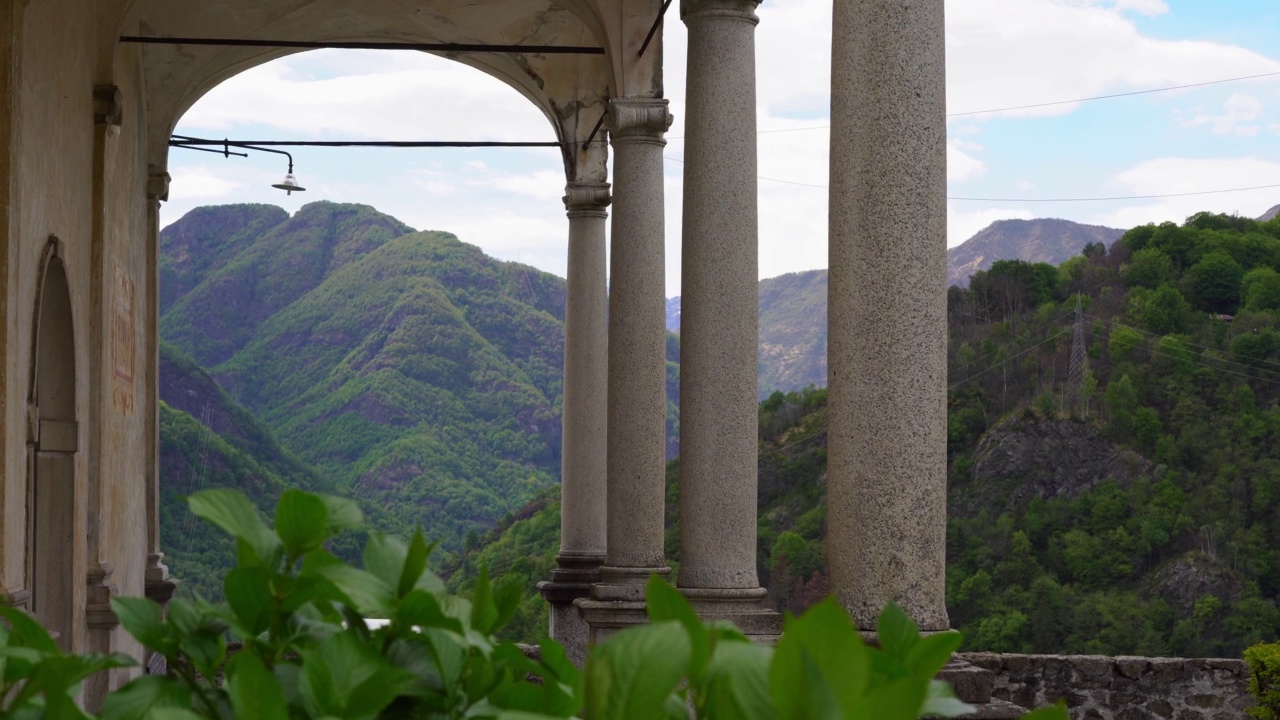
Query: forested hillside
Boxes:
[
  {"xmin": 452, "ymin": 211, "xmax": 1280, "ymax": 658},
  {"xmin": 159, "ymin": 202, "xmax": 572, "ymax": 563},
  {"xmin": 158, "ymin": 203, "xmax": 683, "ymax": 598}
]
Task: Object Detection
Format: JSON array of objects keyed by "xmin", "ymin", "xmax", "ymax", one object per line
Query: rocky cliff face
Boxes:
[
  {"xmin": 953, "ymin": 414, "xmax": 1152, "ymax": 516},
  {"xmin": 947, "ymin": 218, "xmax": 1124, "ymax": 287},
  {"xmin": 1260, "ymin": 203, "xmax": 1280, "ymax": 222}
]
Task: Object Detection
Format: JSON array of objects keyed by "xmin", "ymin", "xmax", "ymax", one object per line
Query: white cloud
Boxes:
[
  {"xmin": 1097, "ymin": 156, "xmax": 1280, "ymax": 229},
  {"xmin": 948, "ymin": 206, "xmax": 1037, "ymax": 247},
  {"xmin": 1111, "ymin": 0, "xmax": 1170, "ymax": 18},
  {"xmin": 168, "ymin": 166, "xmax": 242, "ymax": 200},
  {"xmin": 949, "ymin": 141, "xmax": 987, "ymax": 182},
  {"xmin": 1184, "ymin": 94, "xmax": 1264, "ymax": 136},
  {"xmin": 945, "ymin": 0, "xmax": 1280, "ymax": 120}
]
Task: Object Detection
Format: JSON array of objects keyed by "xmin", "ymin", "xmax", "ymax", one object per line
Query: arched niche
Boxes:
[{"xmin": 27, "ymin": 240, "xmax": 79, "ymax": 648}]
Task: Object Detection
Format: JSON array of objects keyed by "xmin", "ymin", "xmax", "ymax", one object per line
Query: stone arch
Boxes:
[
  {"xmin": 27, "ymin": 238, "xmax": 79, "ymax": 648},
  {"xmin": 118, "ymin": 0, "xmax": 616, "ymax": 182}
]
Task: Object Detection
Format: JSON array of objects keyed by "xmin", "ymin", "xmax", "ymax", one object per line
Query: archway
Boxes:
[{"xmin": 28, "ymin": 246, "xmax": 78, "ymax": 648}]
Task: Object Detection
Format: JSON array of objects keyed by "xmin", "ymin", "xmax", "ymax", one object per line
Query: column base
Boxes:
[
  {"xmin": 681, "ymin": 587, "xmax": 782, "ymax": 642},
  {"xmin": 144, "ymin": 554, "xmax": 178, "ymax": 607},
  {"xmin": 537, "ymin": 553, "xmax": 604, "ymax": 666},
  {"xmin": 574, "ymin": 565, "xmax": 671, "ymax": 645}
]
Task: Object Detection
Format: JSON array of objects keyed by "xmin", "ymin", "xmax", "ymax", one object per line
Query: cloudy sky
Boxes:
[{"xmin": 165, "ymin": 0, "xmax": 1280, "ymax": 295}]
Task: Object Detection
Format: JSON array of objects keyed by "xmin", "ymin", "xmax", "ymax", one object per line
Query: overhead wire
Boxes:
[
  {"xmin": 663, "ymin": 154, "xmax": 1280, "ymax": 202},
  {"xmin": 664, "ymin": 68, "xmax": 1280, "ymax": 138},
  {"xmin": 1080, "ymin": 311, "xmax": 1280, "ymax": 375}
]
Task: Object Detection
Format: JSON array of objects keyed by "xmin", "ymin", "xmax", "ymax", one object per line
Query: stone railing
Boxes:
[{"xmin": 959, "ymin": 652, "xmax": 1256, "ymax": 719}]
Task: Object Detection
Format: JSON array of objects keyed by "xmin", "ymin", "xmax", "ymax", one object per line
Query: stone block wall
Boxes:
[{"xmin": 960, "ymin": 653, "xmax": 1256, "ymax": 719}]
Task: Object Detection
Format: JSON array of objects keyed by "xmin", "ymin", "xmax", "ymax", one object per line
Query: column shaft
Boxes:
[
  {"xmin": 144, "ymin": 172, "xmax": 175, "ymax": 606},
  {"xmin": 677, "ymin": 0, "xmax": 761, "ymax": 590},
  {"xmin": 827, "ymin": 0, "xmax": 949, "ymax": 630},
  {"xmin": 598, "ymin": 98, "xmax": 672, "ymax": 597},
  {"xmin": 556, "ymin": 181, "xmax": 610, "ymax": 575}
]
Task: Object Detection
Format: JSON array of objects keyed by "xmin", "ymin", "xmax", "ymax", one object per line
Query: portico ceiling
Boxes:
[{"xmin": 113, "ymin": 0, "xmax": 661, "ymax": 181}]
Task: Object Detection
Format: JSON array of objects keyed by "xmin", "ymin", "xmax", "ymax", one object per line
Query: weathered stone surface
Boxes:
[{"xmin": 959, "ymin": 653, "xmax": 1255, "ymax": 719}]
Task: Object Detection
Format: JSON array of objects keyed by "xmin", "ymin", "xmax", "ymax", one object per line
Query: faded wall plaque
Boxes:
[{"xmin": 110, "ymin": 260, "xmax": 136, "ymax": 415}]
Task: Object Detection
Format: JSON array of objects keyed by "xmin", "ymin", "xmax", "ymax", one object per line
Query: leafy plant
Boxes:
[
  {"xmin": 104, "ymin": 487, "xmax": 578, "ymax": 720},
  {"xmin": 1246, "ymin": 641, "xmax": 1280, "ymax": 719},
  {"xmin": 0, "ymin": 606, "xmax": 133, "ymax": 718},
  {"xmin": 582, "ymin": 576, "xmax": 1069, "ymax": 720}
]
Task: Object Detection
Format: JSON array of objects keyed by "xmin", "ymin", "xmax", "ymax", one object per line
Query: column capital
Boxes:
[
  {"xmin": 608, "ymin": 98, "xmax": 672, "ymax": 145},
  {"xmin": 564, "ymin": 181, "xmax": 611, "ymax": 219},
  {"xmin": 147, "ymin": 170, "xmax": 170, "ymax": 202},
  {"xmin": 681, "ymin": 0, "xmax": 760, "ymax": 23}
]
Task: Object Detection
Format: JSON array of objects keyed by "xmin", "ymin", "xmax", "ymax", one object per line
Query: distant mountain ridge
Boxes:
[
  {"xmin": 947, "ymin": 218, "xmax": 1124, "ymax": 287},
  {"xmin": 1260, "ymin": 204, "xmax": 1280, "ymax": 222}
]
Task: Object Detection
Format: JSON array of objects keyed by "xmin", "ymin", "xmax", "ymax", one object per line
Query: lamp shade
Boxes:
[{"xmin": 272, "ymin": 172, "xmax": 306, "ymax": 195}]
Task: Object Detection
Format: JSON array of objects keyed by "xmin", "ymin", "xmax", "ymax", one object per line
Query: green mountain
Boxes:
[
  {"xmin": 159, "ymin": 201, "xmax": 573, "ymax": 563},
  {"xmin": 158, "ymin": 341, "xmax": 338, "ymax": 600},
  {"xmin": 451, "ymin": 211, "xmax": 1280, "ymax": 657}
]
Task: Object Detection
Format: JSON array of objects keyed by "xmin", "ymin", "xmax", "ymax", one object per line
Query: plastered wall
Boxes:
[{"xmin": 2, "ymin": 0, "xmax": 153, "ymax": 681}]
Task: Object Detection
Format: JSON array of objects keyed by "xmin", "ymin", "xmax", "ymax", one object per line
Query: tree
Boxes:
[
  {"xmin": 1243, "ymin": 267, "xmax": 1280, "ymax": 312},
  {"xmin": 1232, "ymin": 329, "xmax": 1280, "ymax": 367},
  {"xmin": 1128, "ymin": 284, "xmax": 1194, "ymax": 334},
  {"xmin": 1105, "ymin": 374, "xmax": 1140, "ymax": 440},
  {"xmin": 1123, "ymin": 248, "xmax": 1175, "ymax": 289},
  {"xmin": 1184, "ymin": 251, "xmax": 1244, "ymax": 314}
]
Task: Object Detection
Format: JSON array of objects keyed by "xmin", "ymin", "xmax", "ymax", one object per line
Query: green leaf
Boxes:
[
  {"xmin": 363, "ymin": 533, "xmax": 408, "ymax": 593},
  {"xmin": 395, "ymin": 590, "xmax": 466, "ymax": 634},
  {"xmin": 227, "ymin": 652, "xmax": 288, "ymax": 720},
  {"xmin": 903, "ymin": 630, "xmax": 963, "ymax": 680},
  {"xmin": 492, "ymin": 576, "xmax": 524, "ymax": 633},
  {"xmin": 472, "ymin": 565, "xmax": 499, "ymax": 635},
  {"xmin": 0, "ymin": 606, "xmax": 60, "ymax": 654},
  {"xmin": 584, "ymin": 621, "xmax": 690, "ymax": 720},
  {"xmin": 100, "ymin": 675, "xmax": 191, "ymax": 720},
  {"xmin": 875, "ymin": 603, "xmax": 918, "ymax": 664},
  {"xmin": 769, "ymin": 599, "xmax": 869, "ymax": 720},
  {"xmin": 698, "ymin": 641, "xmax": 777, "ymax": 720},
  {"xmin": 188, "ymin": 489, "xmax": 282, "ymax": 568},
  {"xmin": 145, "ymin": 709, "xmax": 206, "ymax": 720},
  {"xmin": 646, "ymin": 577, "xmax": 709, "ymax": 679},
  {"xmin": 110, "ymin": 598, "xmax": 171, "ymax": 655},
  {"xmin": 535, "ymin": 637, "xmax": 584, "ymax": 717},
  {"xmin": 399, "ymin": 531, "xmax": 433, "ymax": 598},
  {"xmin": 319, "ymin": 493, "xmax": 363, "ymax": 535},
  {"xmin": 224, "ymin": 566, "xmax": 274, "ymax": 637},
  {"xmin": 276, "ymin": 489, "xmax": 330, "ymax": 557},
  {"xmin": 847, "ymin": 676, "xmax": 931, "ymax": 720},
  {"xmin": 1021, "ymin": 705, "xmax": 1071, "ymax": 720},
  {"xmin": 920, "ymin": 680, "xmax": 976, "ymax": 718},
  {"xmin": 317, "ymin": 565, "xmax": 395, "ymax": 617}
]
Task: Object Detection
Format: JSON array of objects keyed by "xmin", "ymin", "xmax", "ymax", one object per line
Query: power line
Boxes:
[
  {"xmin": 949, "ymin": 70, "xmax": 1280, "ymax": 118},
  {"xmin": 1080, "ymin": 312, "xmax": 1280, "ymax": 375},
  {"xmin": 668, "ymin": 69, "xmax": 1280, "ymax": 138},
  {"xmin": 1083, "ymin": 328, "xmax": 1280, "ymax": 389},
  {"xmin": 663, "ymin": 155, "xmax": 1280, "ymax": 202},
  {"xmin": 949, "ymin": 183, "xmax": 1280, "ymax": 203},
  {"xmin": 950, "ymin": 329, "xmax": 1071, "ymax": 389}
]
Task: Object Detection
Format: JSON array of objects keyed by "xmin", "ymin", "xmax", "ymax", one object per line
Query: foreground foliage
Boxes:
[
  {"xmin": 4, "ymin": 489, "xmax": 1067, "ymax": 719},
  {"xmin": 1247, "ymin": 641, "xmax": 1280, "ymax": 719}
]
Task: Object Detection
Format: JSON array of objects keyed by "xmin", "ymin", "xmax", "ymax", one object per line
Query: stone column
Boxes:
[
  {"xmin": 827, "ymin": 0, "xmax": 949, "ymax": 631},
  {"xmin": 539, "ymin": 181, "xmax": 610, "ymax": 665},
  {"xmin": 577, "ymin": 98, "xmax": 671, "ymax": 639},
  {"xmin": 675, "ymin": 0, "xmax": 777, "ymax": 637},
  {"xmin": 144, "ymin": 169, "xmax": 176, "ymax": 607}
]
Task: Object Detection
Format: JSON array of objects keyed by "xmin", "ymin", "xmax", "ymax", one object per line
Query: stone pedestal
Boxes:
[{"xmin": 826, "ymin": 0, "xmax": 950, "ymax": 631}]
